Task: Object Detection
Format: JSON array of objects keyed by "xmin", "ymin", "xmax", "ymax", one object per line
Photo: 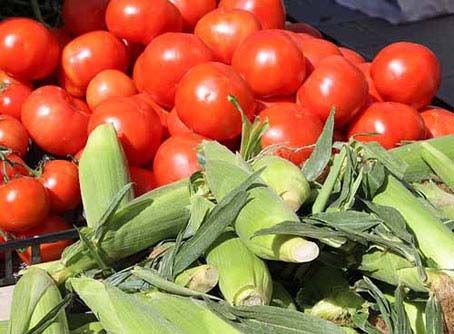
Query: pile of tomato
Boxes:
[{"xmin": 0, "ymin": 0, "xmax": 453, "ymax": 265}]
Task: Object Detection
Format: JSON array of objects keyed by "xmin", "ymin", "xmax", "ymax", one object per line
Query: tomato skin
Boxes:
[
  {"xmin": 62, "ymin": 0, "xmax": 109, "ymax": 36},
  {"xmin": 132, "ymin": 93, "xmax": 170, "ymax": 139},
  {"xmin": 175, "ymin": 62, "xmax": 255, "ymax": 141},
  {"xmin": 106, "ymin": 0, "xmax": 183, "ymax": 45},
  {"xmin": 255, "ymin": 95, "xmax": 296, "ymax": 114},
  {"xmin": 297, "ymin": 55, "xmax": 368, "ymax": 128},
  {"xmin": 371, "ymin": 42, "xmax": 441, "ymax": 109},
  {"xmin": 134, "ymin": 33, "xmax": 214, "ymax": 109},
  {"xmin": 297, "ymin": 38, "xmax": 341, "ymax": 73},
  {"xmin": 153, "ymin": 134, "xmax": 204, "ymax": 186},
  {"xmin": 0, "ymin": 154, "xmax": 28, "ymax": 180},
  {"xmin": 86, "ymin": 69, "xmax": 137, "ymax": 110},
  {"xmin": 130, "ymin": 166, "xmax": 157, "ymax": 196},
  {"xmin": 169, "ymin": 0, "xmax": 217, "ymax": 31},
  {"xmin": 50, "ymin": 27, "xmax": 73, "ymax": 49},
  {"xmin": 61, "ymin": 31, "xmax": 129, "ymax": 97},
  {"xmin": 348, "ymin": 102, "xmax": 425, "ymax": 149},
  {"xmin": 232, "ymin": 30, "xmax": 306, "ymax": 97},
  {"xmin": 21, "ymin": 86, "xmax": 90, "ymax": 156},
  {"xmin": 0, "ymin": 177, "xmax": 50, "ymax": 232},
  {"xmin": 285, "ymin": 22, "xmax": 322, "ymax": 39},
  {"xmin": 218, "ymin": 0, "xmax": 285, "ymax": 29},
  {"xmin": 0, "ymin": 115, "xmax": 29, "ymax": 157},
  {"xmin": 194, "ymin": 8, "xmax": 262, "ymax": 64},
  {"xmin": 168, "ymin": 107, "xmax": 192, "ymax": 136},
  {"xmin": 356, "ymin": 62, "xmax": 383, "ymax": 103},
  {"xmin": 420, "ymin": 107, "xmax": 454, "ymax": 138},
  {"xmin": 339, "ymin": 47, "xmax": 366, "ymax": 64}
]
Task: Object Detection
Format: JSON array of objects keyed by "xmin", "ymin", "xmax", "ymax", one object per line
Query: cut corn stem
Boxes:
[
  {"xmin": 420, "ymin": 141, "xmax": 454, "ymax": 192},
  {"xmin": 174, "ymin": 264, "xmax": 219, "ymax": 293}
]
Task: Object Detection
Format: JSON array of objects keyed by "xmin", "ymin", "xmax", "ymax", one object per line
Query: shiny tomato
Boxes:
[
  {"xmin": 134, "ymin": 33, "xmax": 214, "ymax": 109},
  {"xmin": 259, "ymin": 103, "xmax": 324, "ymax": 165},
  {"xmin": 122, "ymin": 39, "xmax": 145, "ymax": 69},
  {"xmin": 357, "ymin": 62, "xmax": 383, "ymax": 103},
  {"xmin": 105, "ymin": 0, "xmax": 183, "ymax": 45},
  {"xmin": 218, "ymin": 0, "xmax": 285, "ymax": 29},
  {"xmin": 194, "ymin": 8, "xmax": 262, "ymax": 64},
  {"xmin": 16, "ymin": 215, "xmax": 73, "ymax": 265},
  {"xmin": 297, "ymin": 38, "xmax": 341, "ymax": 73},
  {"xmin": 168, "ymin": 107, "xmax": 192, "ymax": 136},
  {"xmin": 21, "ymin": 86, "xmax": 90, "ymax": 156},
  {"xmin": 0, "ymin": 18, "xmax": 60, "ymax": 81},
  {"xmin": 62, "ymin": 0, "xmax": 109, "ymax": 36},
  {"xmin": 153, "ymin": 134, "xmax": 204, "ymax": 186},
  {"xmin": 339, "ymin": 47, "xmax": 366, "ymax": 64},
  {"xmin": 50, "ymin": 27, "xmax": 73, "ymax": 49},
  {"xmin": 169, "ymin": 0, "xmax": 217, "ymax": 31},
  {"xmin": 132, "ymin": 93, "xmax": 170, "ymax": 138},
  {"xmin": 0, "ymin": 79, "xmax": 32, "ymax": 120},
  {"xmin": 130, "ymin": 166, "xmax": 157, "ymax": 196},
  {"xmin": 0, "ymin": 154, "xmax": 28, "ymax": 180},
  {"xmin": 232, "ymin": 30, "xmax": 306, "ymax": 97},
  {"xmin": 89, "ymin": 96, "xmax": 163, "ymax": 165},
  {"xmin": 0, "ymin": 115, "xmax": 29, "ymax": 157},
  {"xmin": 420, "ymin": 107, "xmax": 454, "ymax": 138},
  {"xmin": 255, "ymin": 95, "xmax": 296, "ymax": 114},
  {"xmin": 371, "ymin": 42, "xmax": 441, "ymax": 109},
  {"xmin": 86, "ymin": 69, "xmax": 137, "ymax": 110},
  {"xmin": 61, "ymin": 31, "xmax": 128, "ymax": 97},
  {"xmin": 348, "ymin": 102, "xmax": 425, "ymax": 149},
  {"xmin": 285, "ymin": 22, "xmax": 322, "ymax": 39},
  {"xmin": 0, "ymin": 177, "xmax": 50, "ymax": 232},
  {"xmin": 297, "ymin": 55, "xmax": 368, "ymax": 128},
  {"xmin": 175, "ymin": 62, "xmax": 255, "ymax": 141}
]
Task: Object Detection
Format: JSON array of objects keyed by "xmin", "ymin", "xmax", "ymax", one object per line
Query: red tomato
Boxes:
[
  {"xmin": 297, "ymin": 38, "xmax": 341, "ymax": 73},
  {"xmin": 348, "ymin": 102, "xmax": 425, "ymax": 149},
  {"xmin": 285, "ymin": 22, "xmax": 322, "ymax": 39},
  {"xmin": 0, "ymin": 154, "xmax": 28, "ymax": 180},
  {"xmin": 153, "ymin": 134, "xmax": 204, "ymax": 186},
  {"xmin": 169, "ymin": 0, "xmax": 217, "ymax": 31},
  {"xmin": 339, "ymin": 47, "xmax": 366, "ymax": 64},
  {"xmin": 357, "ymin": 62, "xmax": 383, "ymax": 103},
  {"xmin": 194, "ymin": 8, "xmax": 262, "ymax": 64},
  {"xmin": 255, "ymin": 95, "xmax": 296, "ymax": 114},
  {"xmin": 16, "ymin": 215, "xmax": 73, "ymax": 265},
  {"xmin": 21, "ymin": 86, "xmax": 90, "ymax": 156},
  {"xmin": 105, "ymin": 0, "xmax": 183, "ymax": 45},
  {"xmin": 61, "ymin": 31, "xmax": 129, "ymax": 97},
  {"xmin": 371, "ymin": 42, "xmax": 441, "ymax": 109},
  {"xmin": 168, "ymin": 107, "xmax": 192, "ymax": 136},
  {"xmin": 218, "ymin": 0, "xmax": 285, "ymax": 29},
  {"xmin": 40, "ymin": 160, "xmax": 81, "ymax": 213},
  {"xmin": 75, "ymin": 149, "xmax": 84, "ymax": 161},
  {"xmin": 0, "ymin": 115, "xmax": 29, "ymax": 157},
  {"xmin": 232, "ymin": 30, "xmax": 306, "ymax": 97},
  {"xmin": 122, "ymin": 39, "xmax": 145, "ymax": 69},
  {"xmin": 0, "ymin": 77, "xmax": 32, "ymax": 120},
  {"xmin": 89, "ymin": 96, "xmax": 163, "ymax": 165},
  {"xmin": 0, "ymin": 18, "xmax": 60, "ymax": 81},
  {"xmin": 130, "ymin": 166, "xmax": 157, "ymax": 196},
  {"xmin": 259, "ymin": 103, "xmax": 324, "ymax": 165},
  {"xmin": 132, "ymin": 93, "xmax": 170, "ymax": 138},
  {"xmin": 86, "ymin": 69, "xmax": 137, "ymax": 110},
  {"xmin": 62, "ymin": 0, "xmax": 109, "ymax": 36},
  {"xmin": 420, "ymin": 107, "xmax": 454, "ymax": 138},
  {"xmin": 297, "ymin": 55, "xmax": 368, "ymax": 128},
  {"xmin": 50, "ymin": 27, "xmax": 73, "ymax": 48},
  {"xmin": 0, "ymin": 177, "xmax": 50, "ymax": 232},
  {"xmin": 175, "ymin": 62, "xmax": 255, "ymax": 141},
  {"xmin": 134, "ymin": 33, "xmax": 214, "ymax": 109}
]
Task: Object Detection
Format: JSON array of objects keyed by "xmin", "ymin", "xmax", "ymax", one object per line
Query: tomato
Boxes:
[
  {"xmin": 0, "ymin": 80, "xmax": 32, "ymax": 120},
  {"xmin": 15, "ymin": 215, "xmax": 73, "ymax": 265},
  {"xmin": 134, "ymin": 33, "xmax": 214, "ymax": 109},
  {"xmin": 75, "ymin": 149, "xmax": 84, "ymax": 161},
  {"xmin": 0, "ymin": 177, "xmax": 50, "ymax": 232},
  {"xmin": 297, "ymin": 55, "xmax": 368, "ymax": 128},
  {"xmin": 175, "ymin": 62, "xmax": 255, "ymax": 141},
  {"xmin": 420, "ymin": 107, "xmax": 454, "ymax": 138},
  {"xmin": 339, "ymin": 47, "xmax": 366, "ymax": 64},
  {"xmin": 0, "ymin": 18, "xmax": 60, "ymax": 81},
  {"xmin": 130, "ymin": 166, "xmax": 157, "ymax": 196},
  {"xmin": 51, "ymin": 27, "xmax": 73, "ymax": 48},
  {"xmin": 0, "ymin": 115, "xmax": 29, "ymax": 157},
  {"xmin": 0, "ymin": 154, "xmax": 28, "ymax": 180},
  {"xmin": 133, "ymin": 93, "xmax": 170, "ymax": 138},
  {"xmin": 255, "ymin": 95, "xmax": 295, "ymax": 114},
  {"xmin": 86, "ymin": 69, "xmax": 137, "ymax": 110},
  {"xmin": 122, "ymin": 39, "xmax": 145, "ymax": 69},
  {"xmin": 105, "ymin": 0, "xmax": 183, "ymax": 45},
  {"xmin": 194, "ymin": 8, "xmax": 262, "ymax": 64},
  {"xmin": 285, "ymin": 22, "xmax": 322, "ymax": 39},
  {"xmin": 61, "ymin": 31, "xmax": 129, "ymax": 97},
  {"xmin": 371, "ymin": 42, "xmax": 441, "ymax": 109},
  {"xmin": 153, "ymin": 134, "xmax": 204, "ymax": 186},
  {"xmin": 232, "ymin": 30, "xmax": 306, "ymax": 97},
  {"xmin": 168, "ymin": 107, "xmax": 192, "ymax": 136},
  {"xmin": 62, "ymin": 0, "xmax": 109, "ymax": 36},
  {"xmin": 40, "ymin": 160, "xmax": 81, "ymax": 213},
  {"xmin": 21, "ymin": 86, "xmax": 90, "ymax": 156},
  {"xmin": 218, "ymin": 0, "xmax": 285, "ymax": 29},
  {"xmin": 357, "ymin": 62, "xmax": 383, "ymax": 103},
  {"xmin": 348, "ymin": 102, "xmax": 425, "ymax": 149},
  {"xmin": 297, "ymin": 38, "xmax": 341, "ymax": 73},
  {"xmin": 89, "ymin": 96, "xmax": 163, "ymax": 165},
  {"xmin": 169, "ymin": 0, "xmax": 217, "ymax": 31}
]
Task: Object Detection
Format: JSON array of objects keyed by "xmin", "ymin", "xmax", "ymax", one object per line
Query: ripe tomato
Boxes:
[
  {"xmin": 356, "ymin": 62, "xmax": 383, "ymax": 103},
  {"xmin": 297, "ymin": 38, "xmax": 341, "ymax": 73},
  {"xmin": 339, "ymin": 47, "xmax": 366, "ymax": 64},
  {"xmin": 105, "ymin": 0, "xmax": 183, "ymax": 45},
  {"xmin": 420, "ymin": 107, "xmax": 454, "ymax": 138},
  {"xmin": 0, "ymin": 115, "xmax": 29, "ymax": 157},
  {"xmin": 232, "ymin": 30, "xmax": 306, "ymax": 97},
  {"xmin": 86, "ymin": 69, "xmax": 137, "ymax": 110},
  {"xmin": 0, "ymin": 177, "xmax": 50, "ymax": 232},
  {"xmin": 169, "ymin": 0, "xmax": 217, "ymax": 31},
  {"xmin": 259, "ymin": 103, "xmax": 324, "ymax": 165},
  {"xmin": 0, "ymin": 154, "xmax": 28, "ymax": 180},
  {"xmin": 297, "ymin": 55, "xmax": 368, "ymax": 128},
  {"xmin": 61, "ymin": 31, "xmax": 128, "ymax": 97},
  {"xmin": 134, "ymin": 33, "xmax": 214, "ymax": 109},
  {"xmin": 194, "ymin": 8, "xmax": 262, "ymax": 64},
  {"xmin": 50, "ymin": 27, "xmax": 73, "ymax": 49},
  {"xmin": 371, "ymin": 42, "xmax": 441, "ymax": 109},
  {"xmin": 255, "ymin": 95, "xmax": 296, "ymax": 114},
  {"xmin": 218, "ymin": 0, "xmax": 285, "ymax": 29},
  {"xmin": 16, "ymin": 215, "xmax": 73, "ymax": 265},
  {"xmin": 348, "ymin": 102, "xmax": 425, "ymax": 149},
  {"xmin": 153, "ymin": 134, "xmax": 204, "ymax": 186},
  {"xmin": 21, "ymin": 86, "xmax": 90, "ymax": 156},
  {"xmin": 0, "ymin": 18, "xmax": 60, "ymax": 81},
  {"xmin": 285, "ymin": 22, "xmax": 322, "ymax": 39},
  {"xmin": 62, "ymin": 0, "xmax": 109, "ymax": 36},
  {"xmin": 175, "ymin": 62, "xmax": 255, "ymax": 141},
  {"xmin": 40, "ymin": 160, "xmax": 81, "ymax": 213},
  {"xmin": 168, "ymin": 107, "xmax": 192, "ymax": 136},
  {"xmin": 0, "ymin": 72, "xmax": 32, "ymax": 120},
  {"xmin": 89, "ymin": 96, "xmax": 163, "ymax": 166},
  {"xmin": 132, "ymin": 93, "xmax": 170, "ymax": 138},
  {"xmin": 130, "ymin": 166, "xmax": 157, "ymax": 196}
]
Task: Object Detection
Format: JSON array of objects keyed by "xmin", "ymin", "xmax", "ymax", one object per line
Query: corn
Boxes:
[
  {"xmin": 0, "ymin": 321, "xmax": 7, "ymax": 334},
  {"xmin": 420, "ymin": 141, "xmax": 454, "ymax": 192},
  {"xmin": 70, "ymin": 322, "xmax": 105, "ymax": 334},
  {"xmin": 174, "ymin": 264, "xmax": 219, "ymax": 293}
]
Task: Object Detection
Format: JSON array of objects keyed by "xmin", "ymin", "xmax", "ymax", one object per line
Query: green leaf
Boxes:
[
  {"xmin": 425, "ymin": 294, "xmax": 444, "ymax": 334},
  {"xmin": 393, "ymin": 285, "xmax": 412, "ymax": 334},
  {"xmin": 420, "ymin": 141, "xmax": 454, "ymax": 192},
  {"xmin": 361, "ymin": 160, "xmax": 385, "ymax": 198},
  {"xmin": 312, "ymin": 211, "xmax": 382, "ymax": 232},
  {"xmin": 183, "ymin": 195, "xmax": 215, "ymax": 238},
  {"xmin": 254, "ymin": 221, "xmax": 346, "ymax": 241}
]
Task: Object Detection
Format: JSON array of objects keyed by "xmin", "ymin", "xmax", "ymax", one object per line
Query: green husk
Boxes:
[
  {"xmin": 413, "ymin": 182, "xmax": 454, "ymax": 220},
  {"xmin": 0, "ymin": 321, "xmax": 7, "ymax": 334},
  {"xmin": 420, "ymin": 141, "xmax": 454, "ymax": 192},
  {"xmin": 385, "ymin": 294, "xmax": 426, "ymax": 334},
  {"xmin": 70, "ymin": 322, "xmax": 105, "ymax": 334},
  {"xmin": 270, "ymin": 281, "xmax": 297, "ymax": 310},
  {"xmin": 174, "ymin": 264, "xmax": 219, "ymax": 293}
]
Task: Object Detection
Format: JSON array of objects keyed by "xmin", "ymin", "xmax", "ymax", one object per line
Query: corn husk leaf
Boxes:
[{"xmin": 174, "ymin": 265, "xmax": 219, "ymax": 293}]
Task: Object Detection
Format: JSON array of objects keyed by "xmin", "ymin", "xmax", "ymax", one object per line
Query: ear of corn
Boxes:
[
  {"xmin": 174, "ymin": 264, "xmax": 219, "ymax": 293},
  {"xmin": 0, "ymin": 321, "xmax": 7, "ymax": 334},
  {"xmin": 419, "ymin": 141, "xmax": 454, "ymax": 192}
]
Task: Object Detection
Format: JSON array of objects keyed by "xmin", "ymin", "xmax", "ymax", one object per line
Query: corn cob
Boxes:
[{"xmin": 174, "ymin": 264, "xmax": 219, "ymax": 293}]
